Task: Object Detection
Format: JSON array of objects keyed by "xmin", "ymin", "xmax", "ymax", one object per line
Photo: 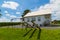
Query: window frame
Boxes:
[
  {"xmin": 38, "ymin": 17, "xmax": 41, "ymax": 21},
  {"xmin": 27, "ymin": 18, "xmax": 30, "ymax": 22},
  {"xmin": 31, "ymin": 17, "xmax": 36, "ymax": 21}
]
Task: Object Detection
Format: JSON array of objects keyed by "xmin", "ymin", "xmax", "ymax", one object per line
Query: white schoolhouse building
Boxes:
[{"xmin": 22, "ymin": 9, "xmax": 51, "ymax": 26}]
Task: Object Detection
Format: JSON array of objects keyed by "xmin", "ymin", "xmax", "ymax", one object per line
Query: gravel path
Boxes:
[
  {"xmin": 41, "ymin": 27, "xmax": 60, "ymax": 29},
  {"xmin": 1, "ymin": 25, "xmax": 60, "ymax": 29}
]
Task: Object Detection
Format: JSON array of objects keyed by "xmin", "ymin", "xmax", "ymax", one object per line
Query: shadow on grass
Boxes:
[
  {"xmin": 23, "ymin": 29, "xmax": 33, "ymax": 37},
  {"xmin": 37, "ymin": 29, "xmax": 41, "ymax": 40},
  {"xmin": 29, "ymin": 29, "xmax": 37, "ymax": 39},
  {"xmin": 25, "ymin": 27, "xmax": 27, "ymax": 31}
]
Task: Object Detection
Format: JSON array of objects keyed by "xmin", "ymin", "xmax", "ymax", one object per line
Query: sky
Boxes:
[{"xmin": 0, "ymin": 0, "xmax": 60, "ymax": 22}]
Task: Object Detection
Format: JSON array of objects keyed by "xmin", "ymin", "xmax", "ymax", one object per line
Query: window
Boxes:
[
  {"xmin": 27, "ymin": 18, "xmax": 30, "ymax": 22},
  {"xmin": 22, "ymin": 18, "xmax": 25, "ymax": 21},
  {"xmin": 31, "ymin": 17, "xmax": 35, "ymax": 21},
  {"xmin": 38, "ymin": 17, "xmax": 41, "ymax": 21}
]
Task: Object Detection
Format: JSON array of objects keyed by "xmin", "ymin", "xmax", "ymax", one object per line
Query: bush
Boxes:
[{"xmin": 0, "ymin": 22, "xmax": 21, "ymax": 27}]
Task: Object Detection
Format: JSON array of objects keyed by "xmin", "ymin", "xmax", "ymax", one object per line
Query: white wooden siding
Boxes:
[{"xmin": 24, "ymin": 15, "xmax": 51, "ymax": 26}]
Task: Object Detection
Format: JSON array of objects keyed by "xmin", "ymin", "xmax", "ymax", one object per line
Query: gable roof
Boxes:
[{"xmin": 24, "ymin": 9, "xmax": 51, "ymax": 17}]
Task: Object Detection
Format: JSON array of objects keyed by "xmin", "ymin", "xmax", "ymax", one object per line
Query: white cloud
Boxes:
[
  {"xmin": 0, "ymin": 17, "xmax": 10, "ymax": 22},
  {"xmin": 0, "ymin": 16, "xmax": 21, "ymax": 22},
  {"xmin": 4, "ymin": 11, "xmax": 17, "ymax": 19},
  {"xmin": 16, "ymin": 12, "xmax": 21, "ymax": 14},
  {"xmin": 12, "ymin": 19, "xmax": 21, "ymax": 22},
  {"xmin": 31, "ymin": 7, "xmax": 39, "ymax": 11},
  {"xmin": 10, "ymin": 15, "xmax": 17, "ymax": 18},
  {"xmin": 6, "ymin": 14, "xmax": 17, "ymax": 18},
  {"xmin": 4, "ymin": 11, "xmax": 11, "ymax": 16},
  {"xmin": 5, "ymin": 11, "xmax": 8, "ymax": 13},
  {"xmin": 4, "ymin": 11, "xmax": 17, "ymax": 18},
  {"xmin": 31, "ymin": 0, "xmax": 60, "ymax": 20},
  {"xmin": 6, "ymin": 13, "xmax": 10, "ymax": 16},
  {"xmin": 2, "ymin": 1, "xmax": 19, "ymax": 10},
  {"xmin": 50, "ymin": 0, "xmax": 60, "ymax": 20}
]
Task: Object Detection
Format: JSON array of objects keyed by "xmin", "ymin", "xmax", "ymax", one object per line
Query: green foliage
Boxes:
[
  {"xmin": 0, "ymin": 9, "xmax": 2, "ymax": 17},
  {"xmin": 0, "ymin": 13, "xmax": 2, "ymax": 17},
  {"xmin": 0, "ymin": 22, "xmax": 21, "ymax": 27},
  {"xmin": 0, "ymin": 28, "xmax": 60, "ymax": 40},
  {"xmin": 51, "ymin": 20, "xmax": 60, "ymax": 24},
  {"xmin": 22, "ymin": 9, "xmax": 30, "ymax": 17},
  {"xmin": 21, "ymin": 9, "xmax": 30, "ymax": 21}
]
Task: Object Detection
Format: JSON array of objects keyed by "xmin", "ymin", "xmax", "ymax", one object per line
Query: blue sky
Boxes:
[
  {"xmin": 0, "ymin": 0, "xmax": 50, "ymax": 22},
  {"xmin": 0, "ymin": 0, "xmax": 60, "ymax": 22}
]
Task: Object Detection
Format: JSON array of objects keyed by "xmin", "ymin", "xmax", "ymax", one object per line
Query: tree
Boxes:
[
  {"xmin": 22, "ymin": 9, "xmax": 31, "ymax": 21},
  {"xmin": 21, "ymin": 9, "xmax": 31, "ymax": 29},
  {"xmin": 0, "ymin": 10, "xmax": 2, "ymax": 17},
  {"xmin": 22, "ymin": 9, "xmax": 31, "ymax": 17},
  {"xmin": 0, "ymin": 14, "xmax": 2, "ymax": 17},
  {"xmin": 11, "ymin": 19, "xmax": 13, "ymax": 22}
]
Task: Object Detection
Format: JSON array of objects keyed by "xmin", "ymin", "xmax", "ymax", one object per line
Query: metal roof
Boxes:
[{"xmin": 24, "ymin": 9, "xmax": 51, "ymax": 17}]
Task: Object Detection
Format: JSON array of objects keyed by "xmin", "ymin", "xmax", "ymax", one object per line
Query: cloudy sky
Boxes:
[{"xmin": 0, "ymin": 0, "xmax": 60, "ymax": 22}]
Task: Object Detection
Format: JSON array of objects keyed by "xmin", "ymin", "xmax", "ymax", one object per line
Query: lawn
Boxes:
[{"xmin": 0, "ymin": 28, "xmax": 60, "ymax": 40}]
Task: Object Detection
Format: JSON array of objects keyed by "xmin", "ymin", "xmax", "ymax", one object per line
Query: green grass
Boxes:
[{"xmin": 0, "ymin": 28, "xmax": 60, "ymax": 40}]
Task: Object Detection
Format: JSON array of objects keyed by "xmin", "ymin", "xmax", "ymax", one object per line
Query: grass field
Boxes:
[{"xmin": 0, "ymin": 28, "xmax": 60, "ymax": 40}]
